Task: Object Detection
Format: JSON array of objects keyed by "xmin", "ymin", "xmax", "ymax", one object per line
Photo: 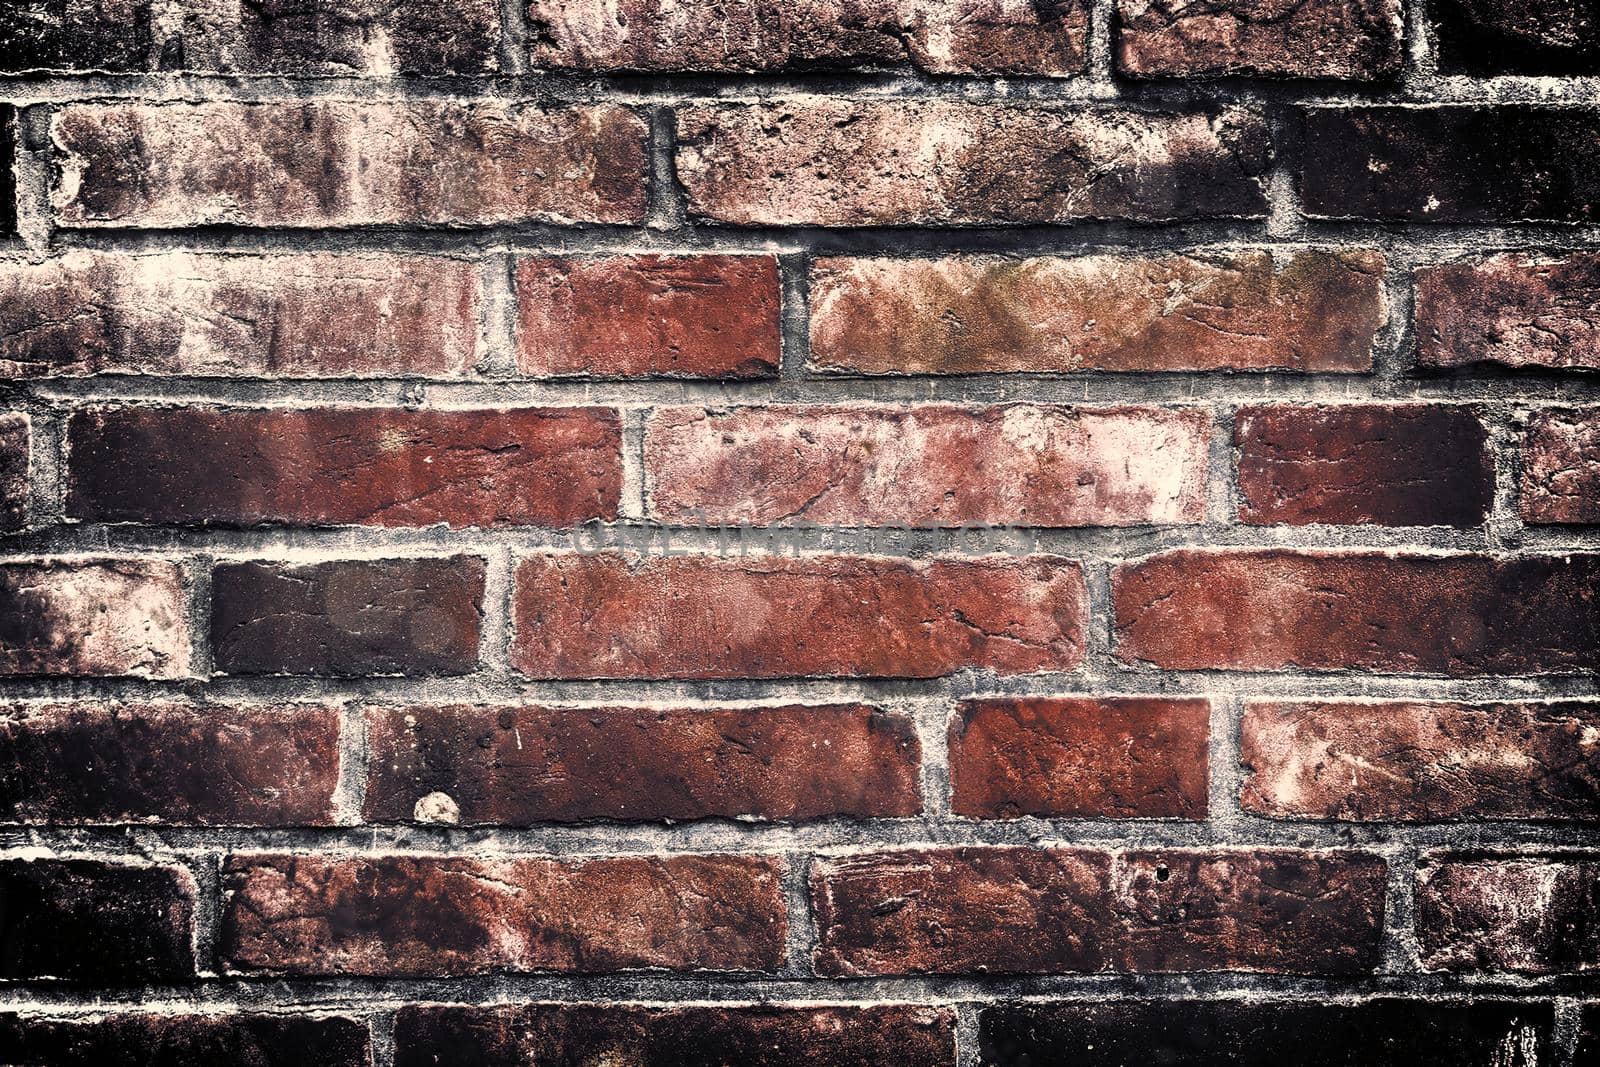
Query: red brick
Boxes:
[
  {"xmin": 52, "ymin": 102, "xmax": 647, "ymax": 228},
  {"xmin": 1116, "ymin": 0, "xmax": 1403, "ymax": 79},
  {"xmin": 1242, "ymin": 700, "xmax": 1600, "ymax": 821},
  {"xmin": 220, "ymin": 852, "xmax": 786, "ymax": 975},
  {"xmin": 516, "ymin": 255, "xmax": 780, "ymax": 379},
  {"xmin": 950, "ymin": 696, "xmax": 1210, "ymax": 819},
  {"xmin": 0, "ymin": 1013, "xmax": 370, "ymax": 1067},
  {"xmin": 0, "ymin": 252, "xmax": 480, "ymax": 379},
  {"xmin": 809, "ymin": 251, "xmax": 1384, "ymax": 374},
  {"xmin": 1417, "ymin": 854, "xmax": 1600, "ymax": 974},
  {"xmin": 511, "ymin": 553, "xmax": 1087, "ymax": 679},
  {"xmin": 0, "ymin": 702, "xmax": 341, "ymax": 826},
  {"xmin": 646, "ymin": 405, "xmax": 1210, "ymax": 527},
  {"xmin": 1234, "ymin": 404, "xmax": 1493, "ymax": 527},
  {"xmin": 0, "ymin": 856, "xmax": 197, "ymax": 982},
  {"xmin": 394, "ymin": 1004, "xmax": 956, "ymax": 1067},
  {"xmin": 67, "ymin": 407, "xmax": 621, "ymax": 528},
  {"xmin": 363, "ymin": 702, "xmax": 921, "ymax": 824},
  {"xmin": 811, "ymin": 847, "xmax": 1386, "ymax": 975},
  {"xmin": 1521, "ymin": 407, "xmax": 1600, "ymax": 524},
  {"xmin": 0, "ymin": 412, "xmax": 25, "ymax": 531},
  {"xmin": 1417, "ymin": 252, "xmax": 1600, "ymax": 370},
  {"xmin": 210, "ymin": 557, "xmax": 485, "ymax": 677},
  {"xmin": 677, "ymin": 102, "xmax": 1269, "ymax": 226},
  {"xmin": 0, "ymin": 559, "xmax": 190, "ymax": 679},
  {"xmin": 1113, "ymin": 550, "xmax": 1600, "ymax": 675},
  {"xmin": 526, "ymin": 0, "xmax": 1087, "ymax": 74}
]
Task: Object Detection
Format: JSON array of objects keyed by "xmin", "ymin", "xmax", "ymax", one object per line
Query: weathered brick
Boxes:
[
  {"xmin": 646, "ymin": 405, "xmax": 1210, "ymax": 527},
  {"xmin": 516, "ymin": 255, "xmax": 780, "ymax": 379},
  {"xmin": 1430, "ymin": 0, "xmax": 1600, "ymax": 74},
  {"xmin": 811, "ymin": 847, "xmax": 1386, "ymax": 975},
  {"xmin": 52, "ymin": 102, "xmax": 647, "ymax": 228},
  {"xmin": 0, "ymin": 857, "xmax": 195, "ymax": 982},
  {"xmin": 0, "ymin": 0, "xmax": 153, "ymax": 72},
  {"xmin": 1117, "ymin": 0, "xmax": 1403, "ymax": 79},
  {"xmin": 1417, "ymin": 252, "xmax": 1600, "ymax": 371},
  {"xmin": 809, "ymin": 250, "xmax": 1384, "ymax": 374},
  {"xmin": 0, "ymin": 702, "xmax": 341, "ymax": 826},
  {"xmin": 67, "ymin": 407, "xmax": 621, "ymax": 528},
  {"xmin": 363, "ymin": 702, "xmax": 921, "ymax": 824},
  {"xmin": 1301, "ymin": 106, "xmax": 1600, "ymax": 223},
  {"xmin": 221, "ymin": 852, "xmax": 786, "ymax": 975},
  {"xmin": 979, "ymin": 1000, "xmax": 1555, "ymax": 1067},
  {"xmin": 0, "ymin": 106, "xmax": 14, "ymax": 234},
  {"xmin": 526, "ymin": 0, "xmax": 1087, "ymax": 74},
  {"xmin": 512, "ymin": 553, "xmax": 1087, "ymax": 679},
  {"xmin": 0, "ymin": 252, "xmax": 481, "ymax": 379},
  {"xmin": 0, "ymin": 413, "xmax": 26, "ymax": 531},
  {"xmin": 0, "ymin": 1013, "xmax": 371, "ymax": 1067},
  {"xmin": 1580, "ymin": 1009, "xmax": 1600, "ymax": 1067},
  {"xmin": 1417, "ymin": 854, "xmax": 1600, "ymax": 974},
  {"xmin": 678, "ymin": 102, "xmax": 1269, "ymax": 226},
  {"xmin": 210, "ymin": 557, "xmax": 485, "ymax": 677},
  {"xmin": 1242, "ymin": 700, "xmax": 1600, "ymax": 822},
  {"xmin": 395, "ymin": 1003, "xmax": 955, "ymax": 1067},
  {"xmin": 1521, "ymin": 408, "xmax": 1600, "ymax": 525},
  {"xmin": 950, "ymin": 696, "xmax": 1209, "ymax": 819},
  {"xmin": 1234, "ymin": 404, "xmax": 1493, "ymax": 527},
  {"xmin": 0, "ymin": 559, "xmax": 190, "ymax": 679},
  {"xmin": 1114, "ymin": 550, "xmax": 1600, "ymax": 675}
]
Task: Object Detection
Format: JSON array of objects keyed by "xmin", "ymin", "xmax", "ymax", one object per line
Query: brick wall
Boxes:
[{"xmin": 1, "ymin": 2, "xmax": 1597, "ymax": 1065}]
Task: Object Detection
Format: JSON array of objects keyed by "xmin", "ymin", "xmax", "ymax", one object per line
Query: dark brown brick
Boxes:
[
  {"xmin": 0, "ymin": 412, "xmax": 26, "ymax": 531},
  {"xmin": 52, "ymin": 102, "xmax": 647, "ymax": 228},
  {"xmin": 950, "ymin": 696, "xmax": 1210, "ymax": 819},
  {"xmin": 0, "ymin": 702, "xmax": 341, "ymax": 826},
  {"xmin": 0, "ymin": 1013, "xmax": 371, "ymax": 1067},
  {"xmin": 1114, "ymin": 550, "xmax": 1600, "ymax": 675},
  {"xmin": 1430, "ymin": 0, "xmax": 1600, "ymax": 74},
  {"xmin": 221, "ymin": 852, "xmax": 786, "ymax": 976},
  {"xmin": 395, "ymin": 1004, "xmax": 955, "ymax": 1067},
  {"xmin": 646, "ymin": 405, "xmax": 1210, "ymax": 527},
  {"xmin": 0, "ymin": 0, "xmax": 153, "ymax": 72},
  {"xmin": 363, "ymin": 702, "xmax": 921, "ymax": 824},
  {"xmin": 1521, "ymin": 408, "xmax": 1600, "ymax": 525},
  {"xmin": 678, "ymin": 102, "xmax": 1269, "ymax": 226},
  {"xmin": 512, "ymin": 553, "xmax": 1087, "ymax": 679},
  {"xmin": 1242, "ymin": 700, "xmax": 1600, "ymax": 822},
  {"xmin": 1417, "ymin": 854, "xmax": 1600, "ymax": 974},
  {"xmin": 1117, "ymin": 0, "xmax": 1403, "ymax": 79},
  {"xmin": 210, "ymin": 557, "xmax": 485, "ymax": 677},
  {"xmin": 1417, "ymin": 252, "xmax": 1600, "ymax": 371},
  {"xmin": 979, "ymin": 1000, "xmax": 1555, "ymax": 1067},
  {"xmin": 67, "ymin": 406, "xmax": 621, "ymax": 528},
  {"xmin": 1301, "ymin": 106, "xmax": 1600, "ymax": 223},
  {"xmin": 809, "ymin": 250, "xmax": 1384, "ymax": 375},
  {"xmin": 0, "ymin": 106, "xmax": 14, "ymax": 234},
  {"xmin": 1234, "ymin": 404, "xmax": 1493, "ymax": 527},
  {"xmin": 0, "ymin": 559, "xmax": 190, "ymax": 679},
  {"xmin": 526, "ymin": 0, "xmax": 1087, "ymax": 75},
  {"xmin": 811, "ymin": 847, "xmax": 1386, "ymax": 975},
  {"xmin": 516, "ymin": 255, "xmax": 781, "ymax": 379},
  {"xmin": 0, "ymin": 252, "xmax": 482, "ymax": 379},
  {"xmin": 0, "ymin": 857, "xmax": 195, "ymax": 982}
]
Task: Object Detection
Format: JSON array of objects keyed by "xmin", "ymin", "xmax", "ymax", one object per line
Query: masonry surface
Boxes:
[{"xmin": 0, "ymin": 2, "xmax": 1598, "ymax": 1066}]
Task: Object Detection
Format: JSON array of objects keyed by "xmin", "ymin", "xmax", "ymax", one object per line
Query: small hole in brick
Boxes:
[{"xmin": 1156, "ymin": 866, "xmax": 1171, "ymax": 882}]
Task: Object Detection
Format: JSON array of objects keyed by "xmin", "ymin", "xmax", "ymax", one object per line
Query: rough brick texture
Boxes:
[
  {"xmin": 67, "ymin": 406, "xmax": 622, "ymax": 527},
  {"xmin": 809, "ymin": 250, "xmax": 1384, "ymax": 374},
  {"xmin": 0, "ymin": 252, "xmax": 482, "ymax": 379},
  {"xmin": 363, "ymin": 702, "xmax": 922, "ymax": 823},
  {"xmin": 811, "ymin": 847, "xmax": 1386, "ymax": 975},
  {"xmin": 512, "ymin": 553, "xmax": 1086, "ymax": 678},
  {"xmin": 394, "ymin": 1004, "xmax": 956, "ymax": 1066},
  {"xmin": 220, "ymin": 852, "xmax": 785, "ymax": 975},
  {"xmin": 517, "ymin": 255, "xmax": 781, "ymax": 379},
  {"xmin": 4, "ymin": 0, "xmax": 1595, "ymax": 1059},
  {"xmin": 647, "ymin": 405, "xmax": 1210, "ymax": 526}
]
